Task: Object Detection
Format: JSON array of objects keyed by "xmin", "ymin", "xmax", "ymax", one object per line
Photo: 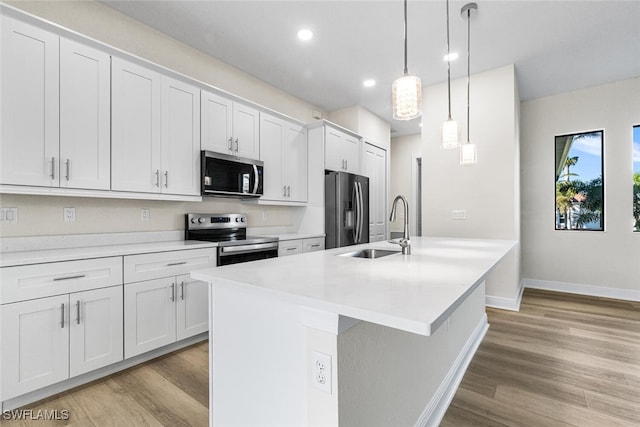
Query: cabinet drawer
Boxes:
[
  {"xmin": 278, "ymin": 239, "xmax": 303, "ymax": 257},
  {"xmin": 303, "ymin": 237, "xmax": 325, "ymax": 253},
  {"xmin": 0, "ymin": 257, "xmax": 122, "ymax": 304},
  {"xmin": 124, "ymin": 248, "xmax": 216, "ymax": 284}
]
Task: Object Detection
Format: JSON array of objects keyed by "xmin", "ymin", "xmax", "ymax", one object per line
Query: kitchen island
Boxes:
[{"xmin": 192, "ymin": 236, "xmax": 515, "ymax": 427}]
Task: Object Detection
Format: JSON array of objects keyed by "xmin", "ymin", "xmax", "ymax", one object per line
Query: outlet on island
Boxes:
[{"xmin": 311, "ymin": 351, "xmax": 332, "ymax": 394}]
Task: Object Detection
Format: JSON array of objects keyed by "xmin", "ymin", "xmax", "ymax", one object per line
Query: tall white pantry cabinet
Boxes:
[{"xmin": 0, "ymin": 15, "xmax": 111, "ymax": 190}]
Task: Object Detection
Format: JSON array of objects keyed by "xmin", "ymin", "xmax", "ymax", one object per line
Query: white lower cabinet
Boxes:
[
  {"xmin": 124, "ymin": 274, "xmax": 209, "ymax": 358},
  {"xmin": 278, "ymin": 237, "xmax": 325, "ymax": 257},
  {"xmin": 124, "ymin": 278, "xmax": 176, "ymax": 358},
  {"xmin": 278, "ymin": 239, "xmax": 303, "ymax": 257},
  {"xmin": 123, "ymin": 249, "xmax": 214, "ymax": 358},
  {"xmin": 0, "ymin": 285, "xmax": 123, "ymax": 400}
]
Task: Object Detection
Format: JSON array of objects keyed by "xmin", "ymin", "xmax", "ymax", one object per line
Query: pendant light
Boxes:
[
  {"xmin": 460, "ymin": 2, "xmax": 478, "ymax": 165},
  {"xmin": 441, "ymin": 0, "xmax": 459, "ymax": 149},
  {"xmin": 392, "ymin": 0, "xmax": 422, "ymax": 121}
]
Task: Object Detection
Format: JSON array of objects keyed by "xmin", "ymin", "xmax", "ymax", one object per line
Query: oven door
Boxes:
[
  {"xmin": 202, "ymin": 151, "xmax": 263, "ymax": 198},
  {"xmin": 218, "ymin": 242, "xmax": 278, "ymax": 266}
]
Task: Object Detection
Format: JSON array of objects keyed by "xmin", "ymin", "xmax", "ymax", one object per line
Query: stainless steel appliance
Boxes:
[
  {"xmin": 201, "ymin": 151, "xmax": 263, "ymax": 198},
  {"xmin": 324, "ymin": 171, "xmax": 369, "ymax": 249},
  {"xmin": 185, "ymin": 213, "xmax": 278, "ymax": 266}
]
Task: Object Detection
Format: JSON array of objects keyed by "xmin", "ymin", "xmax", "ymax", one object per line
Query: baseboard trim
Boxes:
[
  {"xmin": 414, "ymin": 314, "xmax": 489, "ymax": 427},
  {"xmin": 1, "ymin": 333, "xmax": 207, "ymax": 412},
  {"xmin": 485, "ymin": 281, "xmax": 524, "ymax": 311},
  {"xmin": 523, "ymin": 278, "xmax": 640, "ymax": 302}
]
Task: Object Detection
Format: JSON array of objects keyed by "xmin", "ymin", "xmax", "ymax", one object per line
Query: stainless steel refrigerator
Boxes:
[{"xmin": 325, "ymin": 171, "xmax": 369, "ymax": 249}]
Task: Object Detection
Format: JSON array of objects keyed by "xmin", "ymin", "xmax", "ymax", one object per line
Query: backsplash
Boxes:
[{"xmin": 0, "ymin": 194, "xmax": 293, "ymax": 238}]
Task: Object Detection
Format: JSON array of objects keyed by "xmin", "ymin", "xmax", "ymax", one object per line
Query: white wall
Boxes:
[
  {"xmin": 0, "ymin": 1, "xmax": 323, "ymax": 238},
  {"xmin": 520, "ymin": 77, "xmax": 640, "ymax": 298},
  {"xmin": 389, "ymin": 134, "xmax": 422, "ymax": 235},
  {"xmin": 420, "ymin": 65, "xmax": 521, "ymax": 304}
]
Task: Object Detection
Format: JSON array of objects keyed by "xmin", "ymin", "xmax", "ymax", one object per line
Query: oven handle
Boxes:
[{"xmin": 220, "ymin": 242, "xmax": 278, "ymax": 255}]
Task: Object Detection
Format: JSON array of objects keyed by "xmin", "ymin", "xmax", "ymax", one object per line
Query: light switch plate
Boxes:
[
  {"xmin": 0, "ymin": 207, "xmax": 18, "ymax": 224},
  {"xmin": 452, "ymin": 209, "xmax": 467, "ymax": 220}
]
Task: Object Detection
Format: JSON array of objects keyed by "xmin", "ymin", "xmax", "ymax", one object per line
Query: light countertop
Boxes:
[
  {"xmin": 258, "ymin": 232, "xmax": 324, "ymax": 241},
  {"xmin": 0, "ymin": 240, "xmax": 218, "ymax": 267},
  {"xmin": 192, "ymin": 236, "xmax": 516, "ymax": 336}
]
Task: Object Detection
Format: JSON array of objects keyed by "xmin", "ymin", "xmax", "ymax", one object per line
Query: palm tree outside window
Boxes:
[{"xmin": 554, "ymin": 131, "xmax": 604, "ymax": 231}]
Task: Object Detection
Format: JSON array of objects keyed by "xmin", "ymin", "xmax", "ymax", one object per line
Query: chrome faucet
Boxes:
[{"xmin": 389, "ymin": 195, "xmax": 411, "ymax": 255}]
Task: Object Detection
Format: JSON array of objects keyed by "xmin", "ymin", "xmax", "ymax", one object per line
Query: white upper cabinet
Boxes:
[
  {"xmin": 259, "ymin": 113, "xmax": 308, "ymax": 203},
  {"xmin": 1, "ymin": 15, "xmax": 60, "ymax": 187},
  {"xmin": 325, "ymin": 126, "xmax": 361, "ymax": 174},
  {"xmin": 0, "ymin": 16, "xmax": 111, "ymax": 191},
  {"xmin": 161, "ymin": 77, "xmax": 201, "ymax": 196},
  {"xmin": 60, "ymin": 38, "xmax": 111, "ymax": 190},
  {"xmin": 112, "ymin": 57, "xmax": 200, "ymax": 196},
  {"xmin": 201, "ymin": 90, "xmax": 260, "ymax": 160},
  {"xmin": 111, "ymin": 57, "xmax": 162, "ymax": 193}
]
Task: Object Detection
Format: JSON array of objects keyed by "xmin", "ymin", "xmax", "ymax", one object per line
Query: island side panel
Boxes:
[
  {"xmin": 211, "ymin": 282, "xmax": 307, "ymax": 427},
  {"xmin": 337, "ymin": 282, "xmax": 487, "ymax": 427}
]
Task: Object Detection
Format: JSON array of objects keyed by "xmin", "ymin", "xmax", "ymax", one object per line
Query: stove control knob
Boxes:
[
  {"xmin": 190, "ymin": 218, "xmax": 197, "ymax": 224},
  {"xmin": 198, "ymin": 217, "xmax": 206, "ymax": 224},
  {"xmin": 241, "ymin": 217, "xmax": 246, "ymax": 222}
]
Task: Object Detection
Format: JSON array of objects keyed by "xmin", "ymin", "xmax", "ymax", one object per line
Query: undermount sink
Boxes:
[{"xmin": 339, "ymin": 248, "xmax": 400, "ymax": 259}]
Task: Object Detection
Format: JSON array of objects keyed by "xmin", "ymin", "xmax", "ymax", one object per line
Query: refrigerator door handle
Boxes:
[
  {"xmin": 355, "ymin": 181, "xmax": 362, "ymax": 243},
  {"xmin": 358, "ymin": 182, "xmax": 364, "ymax": 243},
  {"xmin": 352, "ymin": 182, "xmax": 358, "ymax": 243}
]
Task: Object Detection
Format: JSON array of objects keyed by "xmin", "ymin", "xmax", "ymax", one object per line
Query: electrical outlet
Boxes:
[
  {"xmin": 452, "ymin": 209, "xmax": 466, "ymax": 220},
  {"xmin": 141, "ymin": 208, "xmax": 150, "ymax": 222},
  {"xmin": 0, "ymin": 207, "xmax": 18, "ymax": 224},
  {"xmin": 311, "ymin": 351, "xmax": 332, "ymax": 394},
  {"xmin": 63, "ymin": 207, "xmax": 76, "ymax": 223},
  {"xmin": 261, "ymin": 211, "xmax": 268, "ymax": 221}
]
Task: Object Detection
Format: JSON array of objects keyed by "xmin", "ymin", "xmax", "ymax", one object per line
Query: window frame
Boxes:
[{"xmin": 554, "ymin": 129, "xmax": 605, "ymax": 232}]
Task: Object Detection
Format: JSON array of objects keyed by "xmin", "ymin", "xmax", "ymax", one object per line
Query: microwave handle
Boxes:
[{"xmin": 252, "ymin": 164, "xmax": 259, "ymax": 194}]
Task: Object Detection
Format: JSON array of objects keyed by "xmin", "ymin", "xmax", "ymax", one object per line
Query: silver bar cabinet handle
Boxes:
[
  {"xmin": 65, "ymin": 159, "xmax": 70, "ymax": 181},
  {"xmin": 76, "ymin": 300, "xmax": 81, "ymax": 325},
  {"xmin": 155, "ymin": 169, "xmax": 160, "ymax": 187},
  {"xmin": 50, "ymin": 157, "xmax": 56, "ymax": 179},
  {"xmin": 287, "ymin": 185, "xmax": 291, "ymax": 197},
  {"xmin": 164, "ymin": 171, "xmax": 168, "ymax": 188},
  {"xmin": 180, "ymin": 282, "xmax": 185, "ymax": 300},
  {"xmin": 166, "ymin": 261, "xmax": 187, "ymax": 267},
  {"xmin": 170, "ymin": 283, "xmax": 175, "ymax": 302},
  {"xmin": 60, "ymin": 303, "xmax": 65, "ymax": 328},
  {"xmin": 234, "ymin": 138, "xmax": 239, "ymax": 152},
  {"xmin": 228, "ymin": 137, "xmax": 233, "ymax": 150},
  {"xmin": 53, "ymin": 274, "xmax": 86, "ymax": 281},
  {"xmin": 283, "ymin": 185, "xmax": 287, "ymax": 196}
]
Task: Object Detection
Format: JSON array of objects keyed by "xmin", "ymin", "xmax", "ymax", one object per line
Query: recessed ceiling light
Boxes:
[
  {"xmin": 363, "ymin": 79, "xmax": 376, "ymax": 88},
  {"xmin": 297, "ymin": 29, "xmax": 313, "ymax": 41},
  {"xmin": 444, "ymin": 52, "xmax": 459, "ymax": 61}
]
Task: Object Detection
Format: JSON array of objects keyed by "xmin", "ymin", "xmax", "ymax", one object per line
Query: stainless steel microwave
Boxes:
[{"xmin": 201, "ymin": 151, "xmax": 263, "ymax": 198}]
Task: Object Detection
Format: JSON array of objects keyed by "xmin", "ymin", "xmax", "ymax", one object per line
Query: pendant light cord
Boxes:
[
  {"xmin": 446, "ymin": 0, "xmax": 452, "ymax": 120},
  {"xmin": 403, "ymin": 0, "xmax": 408, "ymax": 75},
  {"xmin": 466, "ymin": 8, "xmax": 471, "ymax": 143}
]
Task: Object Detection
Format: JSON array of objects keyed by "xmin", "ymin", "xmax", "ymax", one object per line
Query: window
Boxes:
[
  {"xmin": 634, "ymin": 125, "xmax": 640, "ymax": 232},
  {"xmin": 555, "ymin": 130, "xmax": 604, "ymax": 231}
]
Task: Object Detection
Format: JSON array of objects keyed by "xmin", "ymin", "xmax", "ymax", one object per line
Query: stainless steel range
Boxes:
[{"xmin": 185, "ymin": 213, "xmax": 278, "ymax": 266}]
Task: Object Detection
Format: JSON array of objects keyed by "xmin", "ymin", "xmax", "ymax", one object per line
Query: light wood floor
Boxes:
[
  {"xmin": 0, "ymin": 341, "xmax": 209, "ymax": 427},
  {"xmin": 2, "ymin": 289, "xmax": 638, "ymax": 426},
  {"xmin": 441, "ymin": 288, "xmax": 640, "ymax": 427}
]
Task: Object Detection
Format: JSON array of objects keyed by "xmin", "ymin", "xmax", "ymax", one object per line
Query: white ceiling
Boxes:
[{"xmin": 101, "ymin": 0, "xmax": 640, "ymax": 136}]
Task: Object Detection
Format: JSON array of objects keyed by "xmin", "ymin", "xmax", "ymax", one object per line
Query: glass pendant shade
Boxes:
[
  {"xmin": 460, "ymin": 141, "xmax": 477, "ymax": 165},
  {"xmin": 441, "ymin": 118, "xmax": 459, "ymax": 149},
  {"xmin": 392, "ymin": 74, "xmax": 422, "ymax": 121}
]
